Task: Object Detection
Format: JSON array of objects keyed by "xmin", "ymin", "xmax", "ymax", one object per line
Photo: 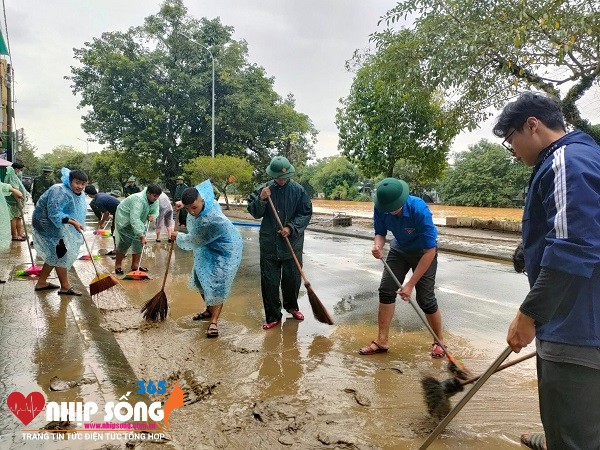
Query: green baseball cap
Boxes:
[
  {"xmin": 374, "ymin": 178, "xmax": 410, "ymax": 212},
  {"xmin": 266, "ymin": 156, "xmax": 295, "ymax": 179}
]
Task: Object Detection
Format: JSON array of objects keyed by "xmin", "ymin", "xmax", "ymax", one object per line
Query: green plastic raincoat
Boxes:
[
  {"xmin": 4, "ymin": 167, "xmax": 27, "ymax": 219},
  {"xmin": 0, "ymin": 182, "xmax": 14, "ymax": 251},
  {"xmin": 114, "ymin": 188, "xmax": 159, "ymax": 253}
]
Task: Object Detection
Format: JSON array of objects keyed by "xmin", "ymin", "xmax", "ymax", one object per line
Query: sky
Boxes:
[{"xmin": 2, "ymin": 0, "xmax": 538, "ymax": 160}]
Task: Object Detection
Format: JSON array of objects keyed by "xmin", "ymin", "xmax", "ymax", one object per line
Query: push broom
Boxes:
[
  {"xmin": 80, "ymin": 230, "xmax": 119, "ymax": 295},
  {"xmin": 141, "ymin": 239, "xmax": 175, "ymax": 321},
  {"xmin": 267, "ymin": 196, "xmax": 334, "ymax": 325},
  {"xmin": 381, "ymin": 258, "xmax": 472, "ymax": 379},
  {"xmin": 15, "ymin": 202, "xmax": 43, "ymax": 277},
  {"xmin": 421, "ymin": 350, "xmax": 536, "ymax": 420},
  {"xmin": 123, "ymin": 222, "xmax": 151, "ymax": 280}
]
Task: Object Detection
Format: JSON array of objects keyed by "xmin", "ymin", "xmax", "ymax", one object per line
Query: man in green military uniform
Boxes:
[
  {"xmin": 174, "ymin": 175, "xmax": 188, "ymax": 228},
  {"xmin": 247, "ymin": 156, "xmax": 313, "ymax": 330},
  {"xmin": 124, "ymin": 176, "xmax": 141, "ymax": 197},
  {"xmin": 31, "ymin": 165, "xmax": 56, "ymax": 205}
]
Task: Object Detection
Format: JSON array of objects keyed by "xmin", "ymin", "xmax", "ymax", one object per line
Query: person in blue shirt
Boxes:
[
  {"xmin": 85, "ymin": 185, "xmax": 121, "ymax": 256},
  {"xmin": 359, "ymin": 178, "xmax": 445, "ymax": 358},
  {"xmin": 495, "ymin": 92, "xmax": 600, "ymax": 450}
]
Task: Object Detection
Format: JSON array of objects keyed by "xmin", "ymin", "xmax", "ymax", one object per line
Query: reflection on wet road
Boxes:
[{"xmin": 73, "ymin": 226, "xmax": 538, "ymax": 449}]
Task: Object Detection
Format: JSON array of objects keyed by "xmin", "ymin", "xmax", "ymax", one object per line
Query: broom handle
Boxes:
[
  {"xmin": 161, "ymin": 240, "xmax": 176, "ymax": 291},
  {"xmin": 80, "ymin": 230, "xmax": 101, "ymax": 279},
  {"xmin": 18, "ymin": 203, "xmax": 36, "ymax": 267},
  {"xmin": 267, "ymin": 195, "xmax": 310, "ymax": 285},
  {"xmin": 381, "ymin": 258, "xmax": 451, "ymax": 357},
  {"xmin": 459, "ymin": 351, "xmax": 536, "ymax": 386},
  {"xmin": 137, "ymin": 221, "xmax": 150, "ymax": 270},
  {"xmin": 419, "ymin": 346, "xmax": 513, "ymax": 450}
]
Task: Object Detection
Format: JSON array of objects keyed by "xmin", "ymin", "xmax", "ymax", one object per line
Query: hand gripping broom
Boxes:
[
  {"xmin": 421, "ymin": 350, "xmax": 535, "ymax": 420},
  {"xmin": 381, "ymin": 258, "xmax": 472, "ymax": 379},
  {"xmin": 15, "ymin": 202, "xmax": 43, "ymax": 277},
  {"xmin": 141, "ymin": 239, "xmax": 175, "ymax": 321},
  {"xmin": 267, "ymin": 196, "xmax": 333, "ymax": 325},
  {"xmin": 80, "ymin": 230, "xmax": 119, "ymax": 295}
]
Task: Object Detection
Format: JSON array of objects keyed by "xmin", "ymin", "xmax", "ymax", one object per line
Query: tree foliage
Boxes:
[
  {"xmin": 376, "ymin": 0, "xmax": 600, "ymax": 142},
  {"xmin": 183, "ymin": 154, "xmax": 252, "ymax": 208},
  {"xmin": 89, "ymin": 148, "xmax": 157, "ymax": 191},
  {"xmin": 438, "ymin": 140, "xmax": 532, "ymax": 207},
  {"xmin": 16, "ymin": 136, "xmax": 40, "ymax": 176},
  {"xmin": 336, "ymin": 30, "xmax": 456, "ymax": 182},
  {"xmin": 67, "ymin": 0, "xmax": 316, "ymax": 186},
  {"xmin": 44, "ymin": 145, "xmax": 95, "ymax": 180},
  {"xmin": 309, "ymin": 156, "xmax": 360, "ymax": 200}
]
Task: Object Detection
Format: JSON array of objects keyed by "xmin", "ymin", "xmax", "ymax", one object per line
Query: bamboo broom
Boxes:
[
  {"xmin": 80, "ymin": 230, "xmax": 119, "ymax": 296},
  {"xmin": 141, "ymin": 239, "xmax": 175, "ymax": 321},
  {"xmin": 267, "ymin": 196, "xmax": 333, "ymax": 325}
]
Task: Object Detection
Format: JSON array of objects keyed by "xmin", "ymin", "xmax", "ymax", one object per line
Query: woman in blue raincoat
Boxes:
[
  {"xmin": 32, "ymin": 168, "xmax": 88, "ymax": 295},
  {"xmin": 171, "ymin": 180, "xmax": 242, "ymax": 338},
  {"xmin": 0, "ymin": 181, "xmax": 25, "ymax": 282}
]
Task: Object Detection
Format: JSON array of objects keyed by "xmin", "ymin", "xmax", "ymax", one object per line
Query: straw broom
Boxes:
[
  {"xmin": 381, "ymin": 258, "xmax": 473, "ymax": 380},
  {"xmin": 421, "ymin": 350, "xmax": 536, "ymax": 420},
  {"xmin": 267, "ymin": 196, "xmax": 333, "ymax": 325},
  {"xmin": 141, "ymin": 239, "xmax": 175, "ymax": 321},
  {"xmin": 80, "ymin": 230, "xmax": 119, "ymax": 295}
]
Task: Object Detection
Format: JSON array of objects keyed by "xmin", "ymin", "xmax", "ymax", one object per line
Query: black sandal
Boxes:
[
  {"xmin": 192, "ymin": 310, "xmax": 212, "ymax": 321},
  {"xmin": 115, "ymin": 268, "xmax": 124, "ymax": 275},
  {"xmin": 58, "ymin": 288, "xmax": 83, "ymax": 296},
  {"xmin": 206, "ymin": 322, "xmax": 219, "ymax": 338}
]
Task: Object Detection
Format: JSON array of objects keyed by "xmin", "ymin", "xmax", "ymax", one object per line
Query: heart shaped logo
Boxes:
[{"xmin": 7, "ymin": 392, "xmax": 46, "ymax": 426}]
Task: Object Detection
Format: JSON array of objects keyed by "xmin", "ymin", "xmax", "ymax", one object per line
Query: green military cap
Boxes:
[
  {"xmin": 176, "ymin": 176, "xmax": 184, "ymax": 180},
  {"xmin": 374, "ymin": 178, "xmax": 410, "ymax": 212},
  {"xmin": 266, "ymin": 156, "xmax": 295, "ymax": 179},
  {"xmin": 110, "ymin": 190, "xmax": 122, "ymax": 197},
  {"xmin": 42, "ymin": 165, "xmax": 53, "ymax": 172},
  {"xmin": 127, "ymin": 176, "xmax": 136, "ymax": 182}
]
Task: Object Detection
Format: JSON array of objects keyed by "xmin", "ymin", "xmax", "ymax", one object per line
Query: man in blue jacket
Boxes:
[
  {"xmin": 359, "ymin": 178, "xmax": 444, "ymax": 358},
  {"xmin": 495, "ymin": 92, "xmax": 600, "ymax": 450}
]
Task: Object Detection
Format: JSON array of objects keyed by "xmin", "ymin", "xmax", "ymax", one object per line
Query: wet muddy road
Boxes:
[{"xmin": 70, "ymin": 226, "xmax": 538, "ymax": 449}]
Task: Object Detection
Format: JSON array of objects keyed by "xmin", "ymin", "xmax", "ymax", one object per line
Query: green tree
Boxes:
[
  {"xmin": 336, "ymin": 31, "xmax": 455, "ymax": 181},
  {"xmin": 438, "ymin": 140, "xmax": 531, "ymax": 207},
  {"xmin": 183, "ymin": 154, "xmax": 253, "ymax": 209},
  {"xmin": 67, "ymin": 0, "xmax": 316, "ymax": 187},
  {"xmin": 377, "ymin": 0, "xmax": 600, "ymax": 142},
  {"xmin": 16, "ymin": 136, "xmax": 40, "ymax": 176},
  {"xmin": 310, "ymin": 156, "xmax": 360, "ymax": 200},
  {"xmin": 44, "ymin": 145, "xmax": 95, "ymax": 179},
  {"xmin": 89, "ymin": 148, "xmax": 156, "ymax": 191}
]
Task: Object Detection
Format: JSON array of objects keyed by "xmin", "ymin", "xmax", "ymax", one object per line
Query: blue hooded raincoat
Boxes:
[
  {"xmin": 31, "ymin": 168, "xmax": 87, "ymax": 268},
  {"xmin": 176, "ymin": 180, "xmax": 242, "ymax": 305}
]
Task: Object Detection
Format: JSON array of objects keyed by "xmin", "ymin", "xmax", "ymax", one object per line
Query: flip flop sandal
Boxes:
[
  {"xmin": 520, "ymin": 433, "xmax": 546, "ymax": 450},
  {"xmin": 262, "ymin": 320, "xmax": 281, "ymax": 330},
  {"xmin": 206, "ymin": 322, "xmax": 219, "ymax": 338},
  {"xmin": 286, "ymin": 309, "xmax": 305, "ymax": 321},
  {"xmin": 358, "ymin": 340, "xmax": 389, "ymax": 355},
  {"xmin": 192, "ymin": 310, "xmax": 212, "ymax": 321},
  {"xmin": 34, "ymin": 283, "xmax": 60, "ymax": 291},
  {"xmin": 115, "ymin": 268, "xmax": 124, "ymax": 275},
  {"xmin": 58, "ymin": 288, "xmax": 83, "ymax": 296}
]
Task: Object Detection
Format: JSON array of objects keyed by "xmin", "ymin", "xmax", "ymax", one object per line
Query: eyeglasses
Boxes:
[{"xmin": 502, "ymin": 129, "xmax": 517, "ymax": 153}]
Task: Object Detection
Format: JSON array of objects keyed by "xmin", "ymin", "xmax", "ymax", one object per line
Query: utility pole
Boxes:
[{"xmin": 5, "ymin": 63, "xmax": 12, "ymax": 161}]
